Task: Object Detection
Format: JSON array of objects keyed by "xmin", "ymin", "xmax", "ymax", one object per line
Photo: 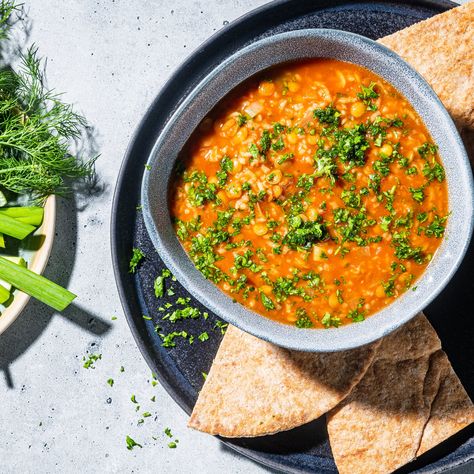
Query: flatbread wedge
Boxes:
[
  {"xmin": 188, "ymin": 324, "xmax": 379, "ymax": 437},
  {"xmin": 418, "ymin": 351, "xmax": 474, "ymax": 456},
  {"xmin": 378, "ymin": 1, "xmax": 474, "ymax": 129},
  {"xmin": 326, "ymin": 314, "xmax": 443, "ymax": 474}
]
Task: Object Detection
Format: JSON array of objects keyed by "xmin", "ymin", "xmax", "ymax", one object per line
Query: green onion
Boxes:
[
  {"xmin": 0, "ymin": 256, "xmax": 76, "ymax": 310},
  {"xmin": 0, "ymin": 213, "xmax": 35, "ymax": 239},
  {"xmin": 0, "ymin": 256, "xmax": 26, "ymax": 291},
  {"xmin": 0, "ymin": 233, "xmax": 4, "ymax": 248},
  {"xmin": 0, "ymin": 207, "xmax": 44, "ymax": 226},
  {"xmin": 0, "ymin": 283, "xmax": 10, "ymax": 304}
]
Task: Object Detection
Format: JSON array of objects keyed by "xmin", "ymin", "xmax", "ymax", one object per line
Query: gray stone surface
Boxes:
[{"xmin": 0, "ymin": 1, "xmax": 470, "ymax": 473}]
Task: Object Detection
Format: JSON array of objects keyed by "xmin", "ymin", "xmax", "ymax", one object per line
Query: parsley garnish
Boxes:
[
  {"xmin": 283, "ymin": 218, "xmax": 328, "ymax": 250},
  {"xmin": 321, "ymin": 312, "xmax": 341, "ymax": 328},
  {"xmin": 295, "ymin": 308, "xmax": 313, "ymax": 328},
  {"xmin": 237, "ymin": 113, "xmax": 248, "ymax": 127},
  {"xmin": 184, "ymin": 170, "xmax": 218, "ymax": 207},
  {"xmin": 83, "ymin": 353, "xmax": 102, "ymax": 369},
  {"xmin": 409, "ymin": 186, "xmax": 425, "ymax": 203},
  {"xmin": 129, "ymin": 248, "xmax": 145, "ymax": 273},
  {"xmin": 260, "ymin": 292, "xmax": 275, "ymax": 310},
  {"xmin": 392, "ymin": 232, "xmax": 425, "ymax": 263},
  {"xmin": 357, "ymin": 82, "xmax": 379, "ymax": 111},
  {"xmin": 425, "ymin": 214, "xmax": 447, "ymax": 238},
  {"xmin": 126, "ymin": 435, "xmax": 142, "ymax": 451},
  {"xmin": 154, "ymin": 268, "xmax": 171, "ymax": 298},
  {"xmin": 313, "ymin": 105, "xmax": 341, "ymax": 125}
]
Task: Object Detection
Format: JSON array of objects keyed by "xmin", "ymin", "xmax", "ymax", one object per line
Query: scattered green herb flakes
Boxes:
[
  {"xmin": 131, "ymin": 394, "xmax": 138, "ymax": 404},
  {"xmin": 295, "ymin": 308, "xmax": 313, "ymax": 328},
  {"xmin": 168, "ymin": 441, "xmax": 178, "ymax": 449},
  {"xmin": 357, "ymin": 82, "xmax": 379, "ymax": 110},
  {"xmin": 392, "ymin": 233, "xmax": 425, "ymax": 264},
  {"xmin": 418, "ymin": 142, "xmax": 438, "ymax": 159},
  {"xmin": 129, "ymin": 248, "xmax": 145, "ymax": 273},
  {"xmin": 260, "ymin": 291, "xmax": 275, "ymax": 310},
  {"xmin": 154, "ymin": 268, "xmax": 171, "ymax": 298},
  {"xmin": 283, "ymin": 218, "xmax": 328, "ymax": 250},
  {"xmin": 237, "ymin": 113, "xmax": 248, "ymax": 127},
  {"xmin": 425, "ymin": 214, "xmax": 447, "ymax": 238},
  {"xmin": 83, "ymin": 353, "xmax": 102, "ymax": 369},
  {"xmin": 184, "ymin": 170, "xmax": 218, "ymax": 207},
  {"xmin": 409, "ymin": 186, "xmax": 425, "ymax": 203},
  {"xmin": 347, "ymin": 308, "xmax": 365, "ymax": 322},
  {"xmin": 313, "ymin": 105, "xmax": 341, "ymax": 126},
  {"xmin": 198, "ymin": 331, "xmax": 209, "ymax": 342},
  {"xmin": 277, "ymin": 152, "xmax": 294, "ymax": 165},
  {"xmin": 423, "ymin": 161, "xmax": 445, "ymax": 182},
  {"xmin": 214, "ymin": 320, "xmax": 228, "ymax": 334},
  {"xmin": 107, "ymin": 378, "xmax": 114, "ymax": 387},
  {"xmin": 202, "ymin": 372, "xmax": 208, "ymax": 380},
  {"xmin": 159, "ymin": 330, "xmax": 189, "ymax": 348},
  {"xmin": 126, "ymin": 435, "xmax": 142, "ymax": 451},
  {"xmin": 321, "ymin": 313, "xmax": 341, "ymax": 328}
]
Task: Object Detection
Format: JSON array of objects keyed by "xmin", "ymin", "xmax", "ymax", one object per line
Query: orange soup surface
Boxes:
[{"xmin": 171, "ymin": 59, "xmax": 448, "ymax": 329}]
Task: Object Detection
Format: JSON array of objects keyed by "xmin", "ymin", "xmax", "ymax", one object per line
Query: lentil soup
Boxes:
[{"xmin": 170, "ymin": 59, "xmax": 448, "ymax": 329}]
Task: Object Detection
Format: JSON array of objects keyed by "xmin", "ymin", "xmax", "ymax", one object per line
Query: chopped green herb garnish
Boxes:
[
  {"xmin": 126, "ymin": 435, "xmax": 142, "ymax": 451},
  {"xmin": 260, "ymin": 292, "xmax": 275, "ymax": 310},
  {"xmin": 237, "ymin": 113, "xmax": 248, "ymax": 127},
  {"xmin": 295, "ymin": 308, "xmax": 313, "ymax": 328},
  {"xmin": 321, "ymin": 312, "xmax": 341, "ymax": 328},
  {"xmin": 83, "ymin": 353, "xmax": 102, "ymax": 369},
  {"xmin": 357, "ymin": 82, "xmax": 379, "ymax": 110},
  {"xmin": 129, "ymin": 248, "xmax": 144, "ymax": 273},
  {"xmin": 313, "ymin": 105, "xmax": 341, "ymax": 125}
]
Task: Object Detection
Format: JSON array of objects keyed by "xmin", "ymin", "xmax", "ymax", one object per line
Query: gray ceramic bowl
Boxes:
[{"xmin": 142, "ymin": 29, "xmax": 473, "ymax": 352}]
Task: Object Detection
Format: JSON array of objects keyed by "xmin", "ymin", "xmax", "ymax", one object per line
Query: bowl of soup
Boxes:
[{"xmin": 142, "ymin": 29, "xmax": 473, "ymax": 352}]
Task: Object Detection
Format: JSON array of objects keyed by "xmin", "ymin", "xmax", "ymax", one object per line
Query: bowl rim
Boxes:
[
  {"xmin": 0, "ymin": 194, "xmax": 56, "ymax": 336},
  {"xmin": 142, "ymin": 28, "xmax": 473, "ymax": 352}
]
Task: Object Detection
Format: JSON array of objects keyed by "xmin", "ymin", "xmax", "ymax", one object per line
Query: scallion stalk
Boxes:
[
  {"xmin": 0, "ymin": 256, "xmax": 76, "ymax": 311},
  {"xmin": 0, "ymin": 207, "xmax": 44, "ymax": 226},
  {"xmin": 0, "ymin": 213, "xmax": 35, "ymax": 239},
  {"xmin": 0, "ymin": 283, "xmax": 10, "ymax": 304}
]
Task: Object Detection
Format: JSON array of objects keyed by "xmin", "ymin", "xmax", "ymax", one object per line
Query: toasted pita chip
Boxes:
[
  {"xmin": 376, "ymin": 312, "xmax": 441, "ymax": 361},
  {"xmin": 378, "ymin": 2, "xmax": 474, "ymax": 129},
  {"xmin": 327, "ymin": 315, "xmax": 443, "ymax": 474},
  {"xmin": 188, "ymin": 324, "xmax": 378, "ymax": 437},
  {"xmin": 418, "ymin": 351, "xmax": 474, "ymax": 456}
]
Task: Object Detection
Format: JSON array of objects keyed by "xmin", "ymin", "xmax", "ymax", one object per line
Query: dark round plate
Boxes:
[{"xmin": 111, "ymin": 1, "xmax": 474, "ymax": 472}]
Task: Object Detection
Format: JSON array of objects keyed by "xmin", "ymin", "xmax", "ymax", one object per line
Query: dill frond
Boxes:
[{"xmin": 0, "ymin": 45, "xmax": 96, "ymax": 199}]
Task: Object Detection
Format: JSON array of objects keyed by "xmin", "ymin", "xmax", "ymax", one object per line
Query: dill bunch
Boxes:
[
  {"xmin": 0, "ymin": 1, "xmax": 17, "ymax": 39},
  {"xmin": 0, "ymin": 46, "xmax": 96, "ymax": 199}
]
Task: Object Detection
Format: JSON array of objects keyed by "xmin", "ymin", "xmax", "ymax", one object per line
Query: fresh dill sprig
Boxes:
[
  {"xmin": 0, "ymin": 45, "xmax": 96, "ymax": 199},
  {"xmin": 0, "ymin": 1, "xmax": 18, "ymax": 40}
]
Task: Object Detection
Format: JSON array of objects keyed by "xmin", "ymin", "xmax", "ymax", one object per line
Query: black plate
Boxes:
[{"xmin": 111, "ymin": 1, "xmax": 474, "ymax": 472}]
